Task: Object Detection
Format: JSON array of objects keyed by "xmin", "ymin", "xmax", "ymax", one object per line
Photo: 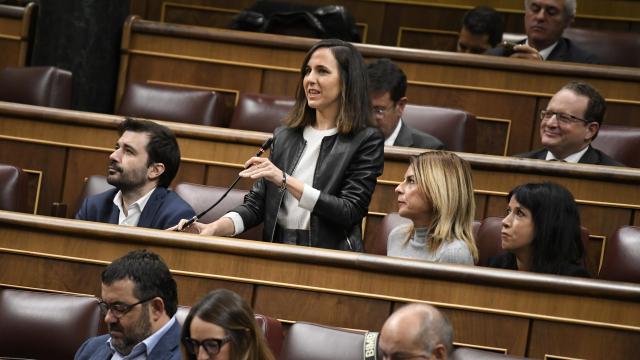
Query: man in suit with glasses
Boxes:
[
  {"xmin": 516, "ymin": 81, "xmax": 622, "ymax": 166},
  {"xmin": 366, "ymin": 58, "xmax": 444, "ymax": 150},
  {"xmin": 75, "ymin": 249, "xmax": 181, "ymax": 360}
]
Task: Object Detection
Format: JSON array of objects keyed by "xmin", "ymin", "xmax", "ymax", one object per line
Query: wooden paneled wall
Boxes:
[
  {"xmin": 0, "ymin": 211, "xmax": 638, "ymax": 359},
  {"xmin": 1, "ymin": 101, "xmax": 639, "ymax": 273},
  {"xmin": 129, "ymin": 0, "xmax": 640, "ymax": 47},
  {"xmin": 116, "ymin": 17, "xmax": 640, "ymax": 157},
  {"xmin": 0, "ymin": 3, "xmax": 36, "ymax": 70}
]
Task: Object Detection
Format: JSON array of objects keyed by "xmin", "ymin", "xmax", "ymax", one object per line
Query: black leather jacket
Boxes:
[{"xmin": 233, "ymin": 125, "xmax": 384, "ymax": 251}]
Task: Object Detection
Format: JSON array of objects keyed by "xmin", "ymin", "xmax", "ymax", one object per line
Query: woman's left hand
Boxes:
[{"xmin": 239, "ymin": 157, "xmax": 283, "ymax": 185}]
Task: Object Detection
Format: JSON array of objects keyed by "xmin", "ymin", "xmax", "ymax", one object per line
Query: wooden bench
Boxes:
[
  {"xmin": 116, "ymin": 16, "xmax": 640, "ymax": 157},
  {"xmin": 129, "ymin": 0, "xmax": 640, "ymax": 48},
  {"xmin": 1, "ymin": 101, "xmax": 639, "ymax": 271}
]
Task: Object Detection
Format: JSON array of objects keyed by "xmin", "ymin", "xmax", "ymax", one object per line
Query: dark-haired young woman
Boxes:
[
  {"xmin": 176, "ymin": 39, "xmax": 384, "ymax": 251},
  {"xmin": 488, "ymin": 182, "xmax": 590, "ymax": 277},
  {"xmin": 181, "ymin": 289, "xmax": 274, "ymax": 360}
]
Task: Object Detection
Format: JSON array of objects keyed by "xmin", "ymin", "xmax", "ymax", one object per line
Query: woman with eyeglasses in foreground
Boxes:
[
  {"xmin": 181, "ymin": 289, "xmax": 275, "ymax": 360},
  {"xmin": 388, "ymin": 151, "xmax": 478, "ymax": 265},
  {"xmin": 488, "ymin": 182, "xmax": 590, "ymax": 277}
]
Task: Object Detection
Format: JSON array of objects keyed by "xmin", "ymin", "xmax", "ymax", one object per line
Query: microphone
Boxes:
[{"xmin": 176, "ymin": 137, "xmax": 273, "ymax": 231}]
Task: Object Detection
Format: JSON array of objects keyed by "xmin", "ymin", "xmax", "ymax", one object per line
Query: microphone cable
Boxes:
[{"xmin": 176, "ymin": 137, "xmax": 273, "ymax": 231}]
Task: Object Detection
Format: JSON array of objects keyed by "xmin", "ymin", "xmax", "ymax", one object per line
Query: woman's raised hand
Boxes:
[{"xmin": 239, "ymin": 156, "xmax": 283, "ymax": 185}]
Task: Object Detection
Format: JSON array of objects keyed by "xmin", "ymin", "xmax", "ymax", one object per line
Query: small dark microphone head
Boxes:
[
  {"xmin": 253, "ymin": 137, "xmax": 274, "ymax": 158},
  {"xmin": 261, "ymin": 137, "xmax": 273, "ymax": 151}
]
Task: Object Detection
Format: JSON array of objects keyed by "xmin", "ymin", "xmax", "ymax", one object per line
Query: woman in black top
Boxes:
[
  {"xmin": 488, "ymin": 182, "xmax": 590, "ymax": 277},
  {"xmin": 176, "ymin": 39, "xmax": 384, "ymax": 251}
]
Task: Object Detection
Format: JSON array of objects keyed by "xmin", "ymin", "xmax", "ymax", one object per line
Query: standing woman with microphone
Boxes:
[{"xmin": 177, "ymin": 39, "xmax": 384, "ymax": 251}]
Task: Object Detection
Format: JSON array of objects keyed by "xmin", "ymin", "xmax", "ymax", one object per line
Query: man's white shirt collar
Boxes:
[
  {"xmin": 525, "ymin": 39, "xmax": 559, "ymax": 60},
  {"xmin": 385, "ymin": 119, "xmax": 403, "ymax": 146},
  {"xmin": 113, "ymin": 187, "xmax": 156, "ymax": 226},
  {"xmin": 546, "ymin": 145, "xmax": 590, "ymax": 163},
  {"xmin": 107, "ymin": 316, "xmax": 177, "ymax": 360}
]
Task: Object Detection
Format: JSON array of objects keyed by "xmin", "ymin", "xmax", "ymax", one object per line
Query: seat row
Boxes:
[
  {"xmin": 2, "ymin": 164, "xmax": 637, "ymax": 285},
  {"xmin": 66, "ymin": 175, "xmax": 640, "ymax": 285},
  {"xmin": 0, "ymin": 286, "xmax": 531, "ymax": 359},
  {"xmin": 2, "ymin": 65, "xmax": 640, "ymax": 167}
]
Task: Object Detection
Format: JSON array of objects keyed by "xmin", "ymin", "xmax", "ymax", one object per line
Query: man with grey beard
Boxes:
[{"xmin": 75, "ymin": 250, "xmax": 181, "ymax": 360}]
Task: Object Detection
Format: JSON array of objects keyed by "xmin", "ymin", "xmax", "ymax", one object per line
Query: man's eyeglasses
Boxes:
[
  {"xmin": 182, "ymin": 336, "xmax": 232, "ymax": 356},
  {"xmin": 373, "ymin": 104, "xmax": 395, "ymax": 115},
  {"xmin": 97, "ymin": 296, "xmax": 155, "ymax": 319},
  {"xmin": 539, "ymin": 109, "xmax": 589, "ymax": 125}
]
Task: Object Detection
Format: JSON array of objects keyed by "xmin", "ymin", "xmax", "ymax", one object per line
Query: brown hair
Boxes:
[
  {"xmin": 180, "ymin": 289, "xmax": 275, "ymax": 360},
  {"xmin": 284, "ymin": 39, "xmax": 375, "ymax": 134}
]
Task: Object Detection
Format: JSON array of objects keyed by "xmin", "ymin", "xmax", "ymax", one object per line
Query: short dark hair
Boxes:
[
  {"xmin": 366, "ymin": 58, "xmax": 407, "ymax": 102},
  {"xmin": 508, "ymin": 183, "xmax": 585, "ymax": 275},
  {"xmin": 102, "ymin": 249, "xmax": 178, "ymax": 317},
  {"xmin": 118, "ymin": 117, "xmax": 181, "ymax": 188},
  {"xmin": 181, "ymin": 289, "xmax": 275, "ymax": 360},
  {"xmin": 462, "ymin": 6, "xmax": 504, "ymax": 47},
  {"xmin": 284, "ymin": 39, "xmax": 375, "ymax": 135},
  {"xmin": 561, "ymin": 81, "xmax": 606, "ymax": 126}
]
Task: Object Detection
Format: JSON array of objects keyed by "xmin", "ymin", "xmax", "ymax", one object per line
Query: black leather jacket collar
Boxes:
[{"xmin": 233, "ymin": 125, "xmax": 385, "ymax": 251}]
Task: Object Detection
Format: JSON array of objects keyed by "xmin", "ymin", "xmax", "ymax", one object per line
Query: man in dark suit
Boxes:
[
  {"xmin": 486, "ymin": 0, "xmax": 598, "ymax": 64},
  {"xmin": 75, "ymin": 250, "xmax": 181, "ymax": 360},
  {"xmin": 76, "ymin": 118, "xmax": 195, "ymax": 229},
  {"xmin": 366, "ymin": 59, "xmax": 444, "ymax": 150},
  {"xmin": 516, "ymin": 82, "xmax": 622, "ymax": 166}
]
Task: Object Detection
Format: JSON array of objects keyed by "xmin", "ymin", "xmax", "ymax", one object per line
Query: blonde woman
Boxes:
[{"xmin": 388, "ymin": 151, "xmax": 478, "ymax": 265}]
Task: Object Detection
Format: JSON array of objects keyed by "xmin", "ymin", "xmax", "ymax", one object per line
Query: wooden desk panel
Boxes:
[
  {"xmin": 0, "ymin": 3, "xmax": 35, "ymax": 69},
  {"xmin": 132, "ymin": 0, "xmax": 640, "ymax": 47},
  {"xmin": 0, "ymin": 211, "xmax": 639, "ymax": 358},
  {"xmin": 253, "ymin": 286, "xmax": 391, "ymax": 330},
  {"xmin": 0, "ymin": 139, "xmax": 66, "ymax": 216},
  {"xmin": 117, "ymin": 17, "xmax": 640, "ymax": 156},
  {"xmin": 528, "ymin": 320, "xmax": 638, "ymax": 360}
]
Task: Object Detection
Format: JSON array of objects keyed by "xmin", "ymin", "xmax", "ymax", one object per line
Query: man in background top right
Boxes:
[
  {"xmin": 486, "ymin": 0, "xmax": 598, "ymax": 64},
  {"xmin": 516, "ymin": 82, "xmax": 622, "ymax": 166}
]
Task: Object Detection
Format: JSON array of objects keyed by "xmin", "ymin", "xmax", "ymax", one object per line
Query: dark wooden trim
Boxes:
[
  {"xmin": 1, "ymin": 210, "xmax": 639, "ymax": 301},
  {"xmin": 128, "ymin": 17, "xmax": 640, "ymax": 81}
]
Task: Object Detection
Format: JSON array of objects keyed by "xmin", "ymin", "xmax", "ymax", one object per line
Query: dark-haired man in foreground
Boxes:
[
  {"xmin": 516, "ymin": 82, "xmax": 622, "ymax": 166},
  {"xmin": 75, "ymin": 250, "xmax": 181, "ymax": 360},
  {"xmin": 76, "ymin": 118, "xmax": 194, "ymax": 229}
]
